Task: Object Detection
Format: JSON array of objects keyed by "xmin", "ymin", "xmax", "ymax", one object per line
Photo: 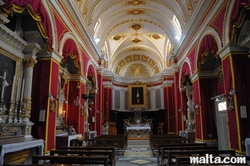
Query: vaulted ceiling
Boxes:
[{"xmin": 74, "ymin": 0, "xmax": 213, "ymax": 80}]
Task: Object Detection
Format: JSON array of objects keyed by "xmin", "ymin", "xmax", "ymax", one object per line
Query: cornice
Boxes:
[
  {"xmin": 0, "ymin": 24, "xmax": 27, "ymax": 52},
  {"xmin": 217, "ymin": 44, "xmax": 249, "ymax": 59},
  {"xmin": 37, "ymin": 50, "xmax": 62, "ymax": 64}
]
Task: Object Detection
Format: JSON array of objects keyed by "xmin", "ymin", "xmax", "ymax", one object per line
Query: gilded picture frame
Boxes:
[{"xmin": 128, "ymin": 84, "xmax": 147, "ymax": 108}]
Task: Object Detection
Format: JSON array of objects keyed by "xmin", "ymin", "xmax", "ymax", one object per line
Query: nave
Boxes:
[{"xmin": 116, "ymin": 140, "xmax": 157, "ymax": 166}]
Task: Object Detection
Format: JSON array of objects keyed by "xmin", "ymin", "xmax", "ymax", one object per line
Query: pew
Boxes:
[
  {"xmin": 150, "ymin": 137, "xmax": 189, "ymax": 150},
  {"xmin": 32, "ymin": 155, "xmax": 109, "ymax": 166},
  {"xmin": 60, "ymin": 145, "xmax": 118, "ymax": 159},
  {"xmin": 88, "ymin": 137, "xmax": 126, "ymax": 155},
  {"xmin": 50, "ymin": 149, "xmax": 115, "ymax": 166},
  {"xmin": 155, "ymin": 143, "xmax": 208, "ymax": 164},
  {"xmin": 160, "ymin": 149, "xmax": 235, "ymax": 166}
]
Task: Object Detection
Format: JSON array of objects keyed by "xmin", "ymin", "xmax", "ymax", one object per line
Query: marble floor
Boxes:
[{"xmin": 115, "ymin": 140, "xmax": 157, "ymax": 166}]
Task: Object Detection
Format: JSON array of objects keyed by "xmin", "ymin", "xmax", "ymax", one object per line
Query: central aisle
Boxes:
[{"xmin": 116, "ymin": 140, "xmax": 157, "ymax": 166}]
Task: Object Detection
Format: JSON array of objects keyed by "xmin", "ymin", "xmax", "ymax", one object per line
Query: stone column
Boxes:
[{"xmin": 22, "ymin": 43, "xmax": 40, "ymax": 138}]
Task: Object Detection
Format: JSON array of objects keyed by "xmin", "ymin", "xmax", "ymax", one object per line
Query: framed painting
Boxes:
[{"xmin": 128, "ymin": 84, "xmax": 147, "ymax": 109}]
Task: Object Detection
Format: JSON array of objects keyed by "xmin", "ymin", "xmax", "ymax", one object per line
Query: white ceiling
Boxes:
[{"xmin": 73, "ymin": 0, "xmax": 213, "ymax": 80}]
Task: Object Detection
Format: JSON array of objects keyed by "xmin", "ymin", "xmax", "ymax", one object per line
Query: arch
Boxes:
[
  {"xmin": 59, "ymin": 33, "xmax": 82, "ymax": 74},
  {"xmin": 195, "ymin": 27, "xmax": 222, "ymax": 72},
  {"xmin": 223, "ymin": 0, "xmax": 250, "ymax": 44},
  {"xmin": 179, "ymin": 58, "xmax": 192, "ymax": 87},
  {"xmin": 2, "ymin": 0, "xmax": 55, "ymax": 52},
  {"xmin": 86, "ymin": 61, "xmax": 98, "ymax": 90}
]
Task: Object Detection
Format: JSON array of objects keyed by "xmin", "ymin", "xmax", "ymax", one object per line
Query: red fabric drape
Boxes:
[
  {"xmin": 62, "ymin": 39, "xmax": 80, "ymax": 68},
  {"xmin": 222, "ymin": 56, "xmax": 239, "ymax": 150},
  {"xmin": 197, "ymin": 35, "xmax": 218, "ymax": 71},
  {"xmin": 3, "ymin": 0, "xmax": 53, "ymax": 51},
  {"xmin": 193, "ymin": 80, "xmax": 201, "ymax": 139},
  {"xmin": 199, "ymin": 79, "xmax": 217, "ymax": 140}
]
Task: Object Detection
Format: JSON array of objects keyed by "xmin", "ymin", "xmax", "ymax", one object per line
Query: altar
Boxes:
[{"xmin": 126, "ymin": 124, "xmax": 151, "ymax": 140}]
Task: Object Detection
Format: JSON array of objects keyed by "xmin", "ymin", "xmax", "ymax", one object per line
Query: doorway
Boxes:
[{"xmin": 215, "ymin": 98, "xmax": 229, "ymax": 150}]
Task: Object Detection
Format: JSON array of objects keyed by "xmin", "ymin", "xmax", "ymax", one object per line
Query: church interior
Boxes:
[{"xmin": 1, "ymin": 0, "xmax": 250, "ymax": 165}]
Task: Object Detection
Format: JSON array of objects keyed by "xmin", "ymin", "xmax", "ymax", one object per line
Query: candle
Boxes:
[
  {"xmin": 10, "ymin": 75, "xmax": 16, "ymax": 102},
  {"xmin": 16, "ymin": 78, "xmax": 21, "ymax": 101},
  {"xmin": 1, "ymin": 72, "xmax": 6, "ymax": 100},
  {"xmin": 20, "ymin": 79, "xmax": 25, "ymax": 102}
]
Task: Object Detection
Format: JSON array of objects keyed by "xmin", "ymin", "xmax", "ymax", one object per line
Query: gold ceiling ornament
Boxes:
[
  {"xmin": 131, "ymin": 38, "xmax": 142, "ymax": 44},
  {"xmin": 112, "ymin": 35, "xmax": 123, "ymax": 41},
  {"xmin": 148, "ymin": 59, "xmax": 156, "ymax": 66},
  {"xmin": 130, "ymin": 23, "xmax": 143, "ymax": 31},
  {"xmin": 125, "ymin": 0, "xmax": 146, "ymax": 6},
  {"xmin": 115, "ymin": 68, "xmax": 121, "ymax": 74},
  {"xmin": 141, "ymin": 55, "xmax": 149, "ymax": 62},
  {"xmin": 151, "ymin": 34, "xmax": 162, "ymax": 40},
  {"xmin": 124, "ymin": 64, "xmax": 150, "ymax": 77},
  {"xmin": 154, "ymin": 66, "xmax": 159, "ymax": 73},
  {"xmin": 125, "ymin": 56, "xmax": 132, "ymax": 62},
  {"xmin": 133, "ymin": 54, "xmax": 140, "ymax": 60},
  {"xmin": 127, "ymin": 9, "xmax": 145, "ymax": 15},
  {"xmin": 118, "ymin": 60, "xmax": 125, "ymax": 67}
]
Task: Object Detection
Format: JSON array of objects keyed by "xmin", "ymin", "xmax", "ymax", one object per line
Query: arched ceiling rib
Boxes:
[{"xmin": 74, "ymin": 0, "xmax": 210, "ymax": 79}]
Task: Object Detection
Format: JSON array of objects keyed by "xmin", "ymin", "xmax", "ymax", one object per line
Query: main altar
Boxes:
[{"xmin": 123, "ymin": 109, "xmax": 153, "ymax": 140}]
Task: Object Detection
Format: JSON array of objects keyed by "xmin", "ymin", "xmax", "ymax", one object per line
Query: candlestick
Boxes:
[
  {"xmin": 1, "ymin": 72, "xmax": 6, "ymax": 100},
  {"xmin": 10, "ymin": 75, "xmax": 16, "ymax": 102},
  {"xmin": 16, "ymin": 78, "xmax": 21, "ymax": 101},
  {"xmin": 20, "ymin": 79, "xmax": 25, "ymax": 102}
]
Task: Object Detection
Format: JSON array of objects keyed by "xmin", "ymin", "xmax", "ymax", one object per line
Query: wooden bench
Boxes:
[
  {"xmin": 155, "ymin": 143, "xmax": 208, "ymax": 164},
  {"xmin": 50, "ymin": 149, "xmax": 115, "ymax": 166},
  {"xmin": 160, "ymin": 149, "xmax": 235, "ymax": 166},
  {"xmin": 60, "ymin": 145, "xmax": 118, "ymax": 159},
  {"xmin": 88, "ymin": 137, "xmax": 126, "ymax": 155},
  {"xmin": 32, "ymin": 155, "xmax": 109, "ymax": 166},
  {"xmin": 158, "ymin": 145, "xmax": 217, "ymax": 165},
  {"xmin": 150, "ymin": 137, "xmax": 189, "ymax": 150}
]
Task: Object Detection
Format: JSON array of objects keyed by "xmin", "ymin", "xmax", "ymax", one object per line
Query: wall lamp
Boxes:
[
  {"xmin": 195, "ymin": 103, "xmax": 201, "ymax": 115},
  {"xmin": 229, "ymin": 88, "xmax": 237, "ymax": 96}
]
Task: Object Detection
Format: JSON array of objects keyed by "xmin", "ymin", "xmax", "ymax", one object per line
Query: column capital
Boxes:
[{"xmin": 24, "ymin": 58, "xmax": 37, "ymax": 68}]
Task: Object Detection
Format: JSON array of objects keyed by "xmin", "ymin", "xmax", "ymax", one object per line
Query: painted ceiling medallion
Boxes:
[
  {"xmin": 131, "ymin": 38, "xmax": 142, "ymax": 44},
  {"xmin": 151, "ymin": 34, "xmax": 162, "ymax": 40},
  {"xmin": 130, "ymin": 23, "xmax": 143, "ymax": 31},
  {"xmin": 127, "ymin": 9, "xmax": 145, "ymax": 15},
  {"xmin": 126, "ymin": 0, "xmax": 146, "ymax": 5},
  {"xmin": 112, "ymin": 35, "xmax": 123, "ymax": 41}
]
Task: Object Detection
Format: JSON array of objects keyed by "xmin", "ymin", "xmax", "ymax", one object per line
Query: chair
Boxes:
[{"xmin": 157, "ymin": 122, "xmax": 164, "ymax": 134}]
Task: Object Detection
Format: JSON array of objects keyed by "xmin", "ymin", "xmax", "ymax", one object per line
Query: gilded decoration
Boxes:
[
  {"xmin": 151, "ymin": 34, "xmax": 162, "ymax": 40},
  {"xmin": 133, "ymin": 54, "xmax": 140, "ymax": 60},
  {"xmin": 24, "ymin": 58, "xmax": 37, "ymax": 68},
  {"xmin": 148, "ymin": 59, "xmax": 156, "ymax": 66},
  {"xmin": 131, "ymin": 38, "xmax": 142, "ymax": 44},
  {"xmin": 22, "ymin": 98, "xmax": 32, "ymax": 118},
  {"xmin": 130, "ymin": 23, "xmax": 143, "ymax": 31},
  {"xmin": 125, "ymin": 0, "xmax": 146, "ymax": 5},
  {"xmin": 127, "ymin": 9, "xmax": 145, "ymax": 15},
  {"xmin": 125, "ymin": 56, "xmax": 132, "ymax": 62},
  {"xmin": 113, "ymin": 35, "xmax": 123, "ymax": 41},
  {"xmin": 186, "ymin": 0, "xmax": 193, "ymax": 16},
  {"xmin": 115, "ymin": 68, "xmax": 121, "ymax": 74},
  {"xmin": 141, "ymin": 55, "xmax": 148, "ymax": 62},
  {"xmin": 154, "ymin": 66, "xmax": 159, "ymax": 73},
  {"xmin": 118, "ymin": 60, "xmax": 125, "ymax": 67}
]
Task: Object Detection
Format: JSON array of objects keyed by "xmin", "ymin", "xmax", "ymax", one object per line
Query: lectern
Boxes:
[{"xmin": 108, "ymin": 122, "xmax": 117, "ymax": 135}]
